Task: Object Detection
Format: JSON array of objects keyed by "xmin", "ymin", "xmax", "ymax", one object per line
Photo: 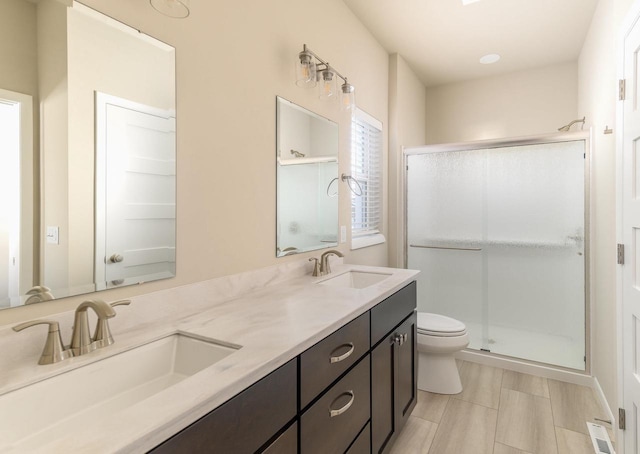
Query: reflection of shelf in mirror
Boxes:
[{"xmin": 278, "ymin": 156, "xmax": 338, "ymax": 166}]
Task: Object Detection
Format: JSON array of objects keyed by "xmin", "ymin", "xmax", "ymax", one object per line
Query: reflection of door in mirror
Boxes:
[
  {"xmin": 0, "ymin": 89, "xmax": 34, "ymax": 309},
  {"xmin": 0, "ymin": 0, "xmax": 176, "ymax": 309},
  {"xmin": 95, "ymin": 93, "xmax": 176, "ymax": 290}
]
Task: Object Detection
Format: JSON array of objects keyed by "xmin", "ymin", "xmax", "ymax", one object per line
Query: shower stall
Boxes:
[{"xmin": 405, "ymin": 133, "xmax": 589, "ymax": 371}]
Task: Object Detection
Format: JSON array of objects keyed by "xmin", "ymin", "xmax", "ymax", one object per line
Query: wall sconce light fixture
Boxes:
[
  {"xmin": 150, "ymin": 0, "xmax": 190, "ymax": 18},
  {"xmin": 296, "ymin": 44, "xmax": 355, "ymax": 111}
]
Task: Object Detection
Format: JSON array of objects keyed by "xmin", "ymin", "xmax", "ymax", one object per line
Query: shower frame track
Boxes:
[{"xmin": 402, "ymin": 131, "xmax": 592, "ymax": 375}]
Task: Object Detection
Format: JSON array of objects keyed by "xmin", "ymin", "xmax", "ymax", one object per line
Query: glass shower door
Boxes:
[{"xmin": 406, "ymin": 139, "xmax": 586, "ymax": 370}]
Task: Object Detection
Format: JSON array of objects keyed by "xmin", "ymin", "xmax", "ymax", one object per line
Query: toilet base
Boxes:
[{"xmin": 417, "ymin": 352, "xmax": 463, "ymax": 395}]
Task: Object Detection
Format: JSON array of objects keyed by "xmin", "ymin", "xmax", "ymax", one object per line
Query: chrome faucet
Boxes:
[
  {"xmin": 319, "ymin": 250, "xmax": 344, "ymax": 276},
  {"xmin": 12, "ymin": 299, "xmax": 130, "ymax": 365}
]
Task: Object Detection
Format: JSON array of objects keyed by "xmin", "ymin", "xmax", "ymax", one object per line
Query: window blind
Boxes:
[{"xmin": 351, "ymin": 109, "xmax": 382, "ymax": 238}]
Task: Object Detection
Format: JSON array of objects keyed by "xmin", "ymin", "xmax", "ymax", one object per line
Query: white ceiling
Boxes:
[{"xmin": 343, "ymin": 0, "xmax": 599, "ymax": 87}]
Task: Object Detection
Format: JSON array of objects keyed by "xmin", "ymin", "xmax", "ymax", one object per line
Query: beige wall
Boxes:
[
  {"xmin": 0, "ymin": 0, "xmax": 38, "ymax": 97},
  {"xmin": 425, "ymin": 62, "xmax": 579, "ymax": 144},
  {"xmin": 578, "ymin": 0, "xmax": 636, "ymax": 416},
  {"xmin": 388, "ymin": 54, "xmax": 427, "ymax": 268},
  {"xmin": 39, "ymin": 0, "xmax": 70, "ymax": 293},
  {"xmin": 0, "ymin": 0, "xmax": 390, "ymax": 325}
]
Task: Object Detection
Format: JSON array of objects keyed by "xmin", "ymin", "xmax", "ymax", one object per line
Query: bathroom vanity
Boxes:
[
  {"xmin": 151, "ymin": 282, "xmax": 417, "ymax": 454},
  {"xmin": 0, "ymin": 262, "xmax": 418, "ymax": 453}
]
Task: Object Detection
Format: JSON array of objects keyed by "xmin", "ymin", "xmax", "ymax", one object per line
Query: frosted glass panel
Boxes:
[{"xmin": 407, "ymin": 140, "xmax": 586, "ymax": 370}]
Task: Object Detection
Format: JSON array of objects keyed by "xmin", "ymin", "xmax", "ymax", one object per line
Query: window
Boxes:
[{"xmin": 351, "ymin": 108, "xmax": 385, "ymax": 249}]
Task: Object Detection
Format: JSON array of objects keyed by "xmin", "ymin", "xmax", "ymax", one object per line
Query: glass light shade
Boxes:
[
  {"xmin": 150, "ymin": 0, "xmax": 190, "ymax": 18},
  {"xmin": 296, "ymin": 52, "xmax": 317, "ymax": 87},
  {"xmin": 318, "ymin": 69, "xmax": 337, "ymax": 100},
  {"xmin": 340, "ymin": 82, "xmax": 355, "ymax": 111}
]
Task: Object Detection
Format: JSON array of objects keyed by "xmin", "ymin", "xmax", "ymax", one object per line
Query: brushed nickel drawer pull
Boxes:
[
  {"xmin": 330, "ymin": 343, "xmax": 355, "ymax": 363},
  {"xmin": 329, "ymin": 390, "xmax": 355, "ymax": 417}
]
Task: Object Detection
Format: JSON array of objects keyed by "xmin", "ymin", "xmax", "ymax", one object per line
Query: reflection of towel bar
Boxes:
[{"xmin": 410, "ymin": 244, "xmax": 482, "ymax": 252}]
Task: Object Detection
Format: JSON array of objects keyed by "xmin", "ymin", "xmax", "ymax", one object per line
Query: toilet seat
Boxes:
[{"xmin": 417, "ymin": 312, "xmax": 467, "ymax": 337}]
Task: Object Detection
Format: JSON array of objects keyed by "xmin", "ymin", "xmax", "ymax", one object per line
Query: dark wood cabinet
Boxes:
[
  {"xmin": 300, "ymin": 355, "xmax": 371, "ymax": 454},
  {"xmin": 262, "ymin": 422, "xmax": 298, "ymax": 454},
  {"xmin": 346, "ymin": 422, "xmax": 371, "ymax": 454},
  {"xmin": 370, "ymin": 283, "xmax": 417, "ymax": 454},
  {"xmin": 150, "ymin": 281, "xmax": 417, "ymax": 454},
  {"xmin": 300, "ymin": 312, "xmax": 369, "ymax": 409},
  {"xmin": 149, "ymin": 359, "xmax": 297, "ymax": 454}
]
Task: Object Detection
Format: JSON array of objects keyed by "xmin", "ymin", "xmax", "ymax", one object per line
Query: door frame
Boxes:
[
  {"xmin": 0, "ymin": 88, "xmax": 34, "ymax": 306},
  {"xmin": 616, "ymin": 0, "xmax": 640, "ymax": 450},
  {"xmin": 403, "ymin": 131, "xmax": 593, "ymax": 373}
]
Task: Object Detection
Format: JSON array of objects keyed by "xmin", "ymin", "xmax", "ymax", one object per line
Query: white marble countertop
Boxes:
[{"xmin": 0, "ymin": 259, "xmax": 418, "ymax": 453}]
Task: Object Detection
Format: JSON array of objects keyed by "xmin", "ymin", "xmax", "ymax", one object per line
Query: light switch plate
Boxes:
[
  {"xmin": 340, "ymin": 226, "xmax": 347, "ymax": 243},
  {"xmin": 46, "ymin": 226, "xmax": 59, "ymax": 244}
]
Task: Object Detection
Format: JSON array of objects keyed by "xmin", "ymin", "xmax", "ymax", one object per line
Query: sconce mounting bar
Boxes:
[{"xmin": 302, "ymin": 44, "xmax": 350, "ymax": 84}]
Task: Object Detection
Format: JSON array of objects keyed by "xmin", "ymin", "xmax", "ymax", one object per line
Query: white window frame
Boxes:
[{"xmin": 350, "ymin": 108, "xmax": 385, "ymax": 250}]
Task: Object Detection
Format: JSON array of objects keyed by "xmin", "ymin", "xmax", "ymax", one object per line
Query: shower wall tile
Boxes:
[
  {"xmin": 548, "ymin": 379, "xmax": 607, "ymax": 435},
  {"xmin": 501, "ymin": 370, "xmax": 550, "ymax": 398},
  {"xmin": 495, "ymin": 388, "xmax": 557, "ymax": 453},
  {"xmin": 455, "ymin": 361, "xmax": 503, "ymax": 409}
]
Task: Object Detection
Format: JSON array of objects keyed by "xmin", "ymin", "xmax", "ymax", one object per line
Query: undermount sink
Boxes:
[
  {"xmin": 318, "ymin": 270, "xmax": 392, "ymax": 289},
  {"xmin": 0, "ymin": 333, "xmax": 239, "ymax": 451}
]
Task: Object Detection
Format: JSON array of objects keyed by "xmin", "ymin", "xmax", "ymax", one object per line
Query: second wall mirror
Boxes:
[{"xmin": 276, "ymin": 97, "xmax": 339, "ymax": 257}]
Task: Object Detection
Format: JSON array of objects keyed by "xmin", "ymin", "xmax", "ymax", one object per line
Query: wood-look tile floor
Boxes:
[{"xmin": 390, "ymin": 360, "xmax": 610, "ymax": 454}]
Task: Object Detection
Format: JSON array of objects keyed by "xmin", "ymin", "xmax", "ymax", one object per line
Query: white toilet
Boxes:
[{"xmin": 417, "ymin": 312, "xmax": 469, "ymax": 395}]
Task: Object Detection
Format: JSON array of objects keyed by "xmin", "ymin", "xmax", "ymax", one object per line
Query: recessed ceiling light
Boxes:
[
  {"xmin": 479, "ymin": 53, "xmax": 501, "ymax": 64},
  {"xmin": 462, "ymin": 0, "xmax": 481, "ymax": 5}
]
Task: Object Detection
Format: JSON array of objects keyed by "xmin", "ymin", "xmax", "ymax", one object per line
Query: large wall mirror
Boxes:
[
  {"xmin": 276, "ymin": 97, "xmax": 339, "ymax": 257},
  {"xmin": 0, "ymin": 0, "xmax": 176, "ymax": 309}
]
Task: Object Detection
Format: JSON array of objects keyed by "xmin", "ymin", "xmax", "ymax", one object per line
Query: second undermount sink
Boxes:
[
  {"xmin": 0, "ymin": 333, "xmax": 239, "ymax": 451},
  {"xmin": 318, "ymin": 270, "xmax": 392, "ymax": 289}
]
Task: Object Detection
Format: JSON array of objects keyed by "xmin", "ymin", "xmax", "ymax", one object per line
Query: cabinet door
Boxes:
[
  {"xmin": 371, "ymin": 334, "xmax": 394, "ymax": 453},
  {"xmin": 394, "ymin": 312, "xmax": 417, "ymax": 433},
  {"xmin": 371, "ymin": 312, "xmax": 418, "ymax": 454}
]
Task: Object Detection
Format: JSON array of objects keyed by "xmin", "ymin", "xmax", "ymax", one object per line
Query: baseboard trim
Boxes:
[{"xmin": 593, "ymin": 377, "xmax": 617, "ymax": 440}]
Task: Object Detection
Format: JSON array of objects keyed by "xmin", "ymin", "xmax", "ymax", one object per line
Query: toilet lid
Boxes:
[{"xmin": 417, "ymin": 312, "xmax": 467, "ymax": 336}]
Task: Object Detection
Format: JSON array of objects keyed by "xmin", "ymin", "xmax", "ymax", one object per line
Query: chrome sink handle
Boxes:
[
  {"xmin": 93, "ymin": 300, "xmax": 131, "ymax": 348},
  {"xmin": 12, "ymin": 320, "xmax": 72, "ymax": 365},
  {"xmin": 319, "ymin": 250, "xmax": 344, "ymax": 276},
  {"xmin": 70, "ymin": 300, "xmax": 116, "ymax": 356}
]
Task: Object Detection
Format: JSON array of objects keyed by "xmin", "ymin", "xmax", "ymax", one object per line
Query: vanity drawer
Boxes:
[
  {"xmin": 371, "ymin": 281, "xmax": 416, "ymax": 347},
  {"xmin": 346, "ymin": 422, "xmax": 371, "ymax": 454},
  {"xmin": 300, "ymin": 312, "xmax": 369, "ymax": 409},
  {"xmin": 262, "ymin": 421, "xmax": 298, "ymax": 454},
  {"xmin": 150, "ymin": 358, "xmax": 297, "ymax": 454},
  {"xmin": 300, "ymin": 355, "xmax": 371, "ymax": 454}
]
